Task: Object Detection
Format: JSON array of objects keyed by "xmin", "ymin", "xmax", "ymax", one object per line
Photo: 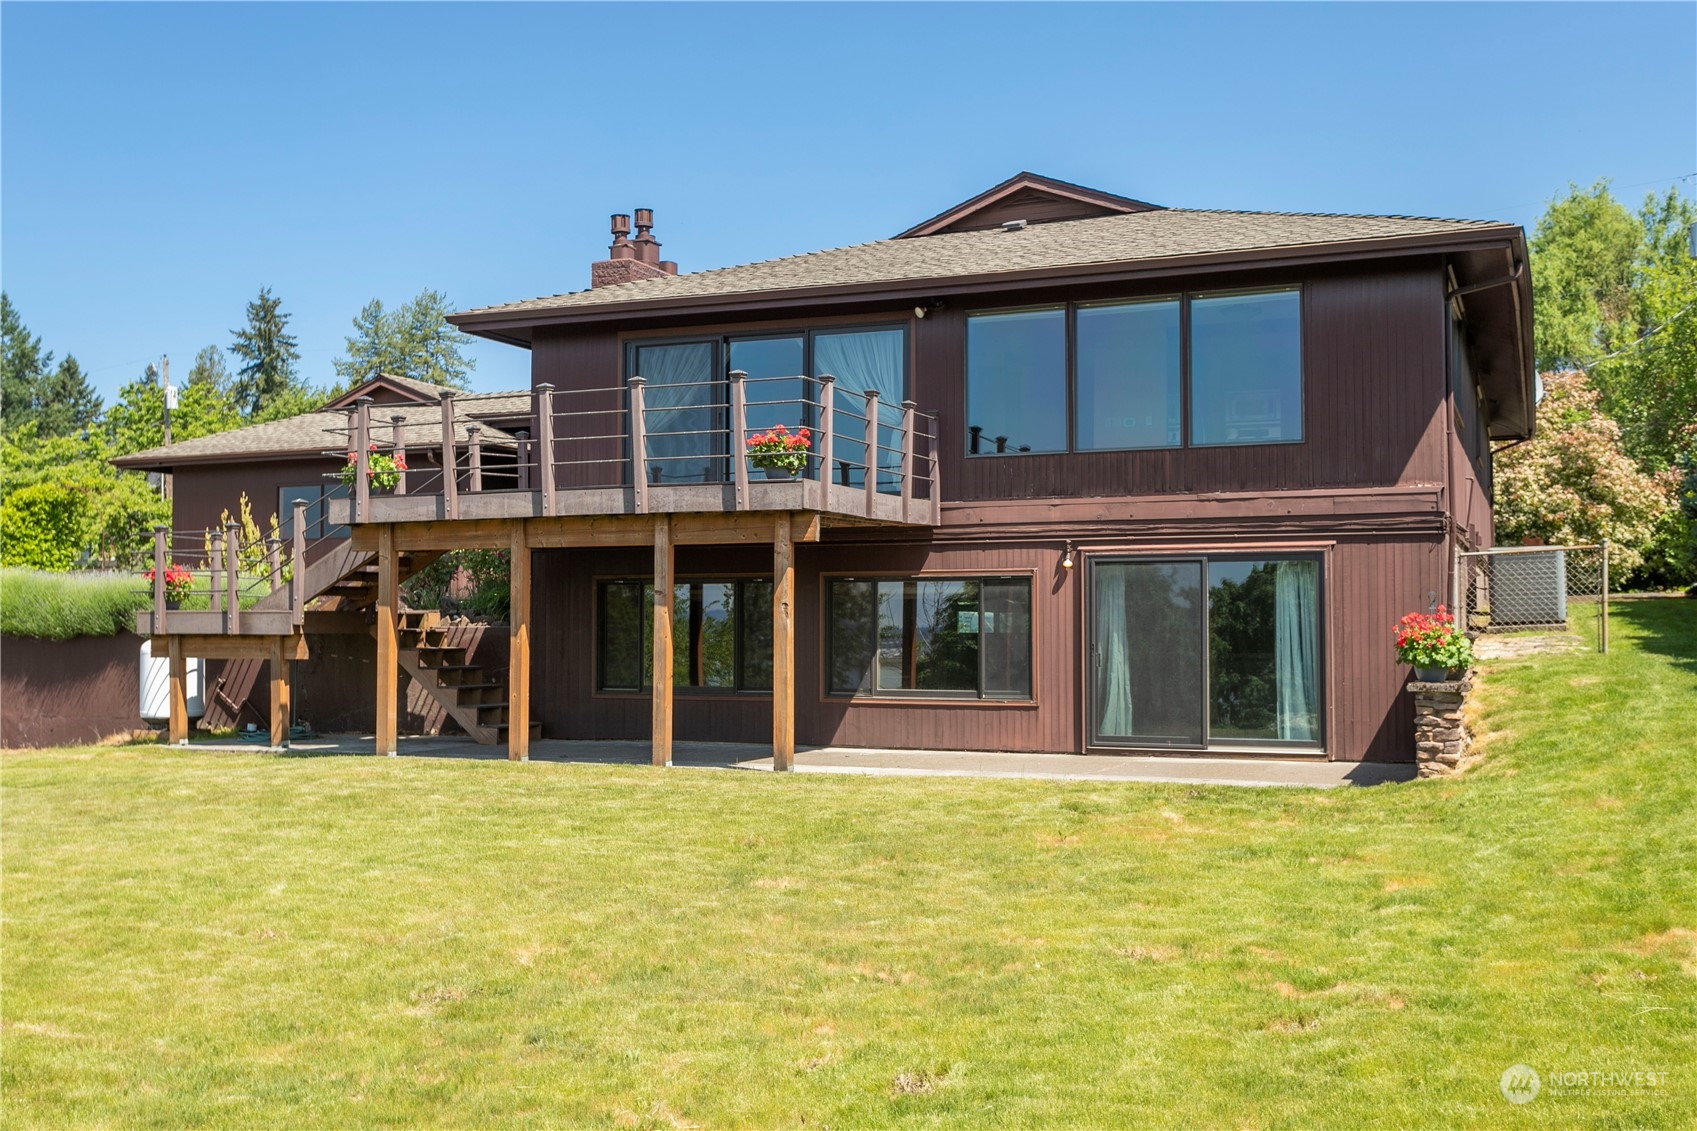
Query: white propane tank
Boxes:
[{"xmin": 139, "ymin": 640, "xmax": 205, "ymax": 723}]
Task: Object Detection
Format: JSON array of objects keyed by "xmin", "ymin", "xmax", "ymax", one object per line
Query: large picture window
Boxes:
[
  {"xmin": 597, "ymin": 579, "xmax": 774, "ymax": 693},
  {"xmin": 1091, "ymin": 555, "xmax": 1321, "ymax": 748},
  {"xmin": 826, "ymin": 575, "xmax": 1032, "ymax": 699},
  {"xmin": 966, "ymin": 287, "xmax": 1302, "ymax": 455}
]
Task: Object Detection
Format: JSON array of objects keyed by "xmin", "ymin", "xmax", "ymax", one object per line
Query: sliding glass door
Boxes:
[{"xmin": 1089, "ymin": 556, "xmax": 1322, "ymax": 750}]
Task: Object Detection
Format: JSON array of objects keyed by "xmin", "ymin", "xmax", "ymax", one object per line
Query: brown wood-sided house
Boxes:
[{"xmin": 116, "ymin": 172, "xmax": 1534, "ymax": 766}]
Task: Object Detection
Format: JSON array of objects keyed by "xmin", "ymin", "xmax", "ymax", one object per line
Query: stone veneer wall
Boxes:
[{"xmin": 1409, "ymin": 677, "xmax": 1474, "ymax": 778}]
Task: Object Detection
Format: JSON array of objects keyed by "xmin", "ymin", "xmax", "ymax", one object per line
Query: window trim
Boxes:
[
  {"xmin": 821, "ymin": 570, "xmax": 1038, "ymax": 703},
  {"xmin": 592, "ymin": 573, "xmax": 777, "ymax": 698},
  {"xmin": 964, "ymin": 284, "xmax": 1305, "ymax": 458},
  {"xmin": 1083, "ymin": 551, "xmax": 1326, "ymax": 752}
]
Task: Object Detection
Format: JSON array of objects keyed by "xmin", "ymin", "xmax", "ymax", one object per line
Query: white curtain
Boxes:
[
  {"xmin": 635, "ymin": 342, "xmax": 718, "ymax": 483},
  {"xmin": 1274, "ymin": 560, "xmax": 1319, "ymax": 742},
  {"xmin": 815, "ymin": 329, "xmax": 904, "ymax": 491},
  {"xmin": 1094, "ymin": 570, "xmax": 1134, "ymax": 738}
]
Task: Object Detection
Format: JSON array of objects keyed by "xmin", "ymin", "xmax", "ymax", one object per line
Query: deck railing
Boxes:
[{"xmin": 330, "ymin": 374, "xmax": 941, "ymax": 525}]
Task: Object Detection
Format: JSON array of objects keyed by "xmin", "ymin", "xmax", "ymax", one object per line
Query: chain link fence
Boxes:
[{"xmin": 1455, "ymin": 544, "xmax": 1610, "ymax": 653}]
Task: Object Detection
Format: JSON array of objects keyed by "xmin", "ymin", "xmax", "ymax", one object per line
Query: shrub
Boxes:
[
  {"xmin": 0, "ymin": 483, "xmax": 89, "ymax": 571},
  {"xmin": 0, "ymin": 568, "xmax": 149, "ymax": 639}
]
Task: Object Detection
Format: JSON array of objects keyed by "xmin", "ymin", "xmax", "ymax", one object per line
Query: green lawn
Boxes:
[{"xmin": 3, "ymin": 601, "xmax": 1694, "ymax": 1129}]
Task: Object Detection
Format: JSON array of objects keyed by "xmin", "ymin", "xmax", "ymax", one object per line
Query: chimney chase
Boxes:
[{"xmin": 592, "ymin": 207, "xmax": 674, "ymax": 288}]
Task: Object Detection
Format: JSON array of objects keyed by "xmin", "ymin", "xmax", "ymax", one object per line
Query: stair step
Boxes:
[{"xmin": 443, "ymin": 682, "xmax": 503, "ymax": 693}]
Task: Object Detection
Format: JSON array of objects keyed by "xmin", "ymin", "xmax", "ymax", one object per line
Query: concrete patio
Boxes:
[{"xmin": 187, "ymin": 735, "xmax": 1416, "ymax": 788}]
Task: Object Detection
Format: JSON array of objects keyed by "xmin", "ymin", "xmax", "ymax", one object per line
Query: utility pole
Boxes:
[{"xmin": 161, "ymin": 355, "xmax": 174, "ymax": 502}]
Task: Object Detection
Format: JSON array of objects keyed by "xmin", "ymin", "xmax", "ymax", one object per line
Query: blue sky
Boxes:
[{"xmin": 3, "ymin": 2, "xmax": 1693, "ymax": 403}]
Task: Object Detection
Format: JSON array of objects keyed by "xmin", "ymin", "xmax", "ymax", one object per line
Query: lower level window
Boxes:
[
  {"xmin": 1091, "ymin": 555, "xmax": 1321, "ymax": 747},
  {"xmin": 598, "ymin": 579, "xmax": 773, "ymax": 692},
  {"xmin": 827, "ymin": 576, "xmax": 1032, "ymax": 698}
]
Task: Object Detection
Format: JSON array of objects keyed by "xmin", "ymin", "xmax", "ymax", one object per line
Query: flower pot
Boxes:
[
  {"xmin": 1414, "ymin": 665, "xmax": 1464, "ymax": 682},
  {"xmin": 760, "ymin": 466, "xmax": 798, "ymax": 481},
  {"xmin": 165, "ymin": 598, "xmax": 182, "ymax": 611}
]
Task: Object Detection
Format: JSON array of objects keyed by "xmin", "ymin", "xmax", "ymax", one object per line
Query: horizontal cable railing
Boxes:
[{"xmin": 329, "ymin": 375, "xmax": 941, "ymax": 523}]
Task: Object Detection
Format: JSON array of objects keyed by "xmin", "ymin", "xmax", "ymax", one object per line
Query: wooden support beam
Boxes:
[
  {"xmin": 773, "ymin": 513, "xmax": 796, "ymax": 771},
  {"xmin": 357, "ymin": 512, "xmax": 827, "ymax": 555},
  {"xmin": 375, "ymin": 524, "xmax": 399, "ymax": 756},
  {"xmin": 167, "ymin": 635, "xmax": 189, "ymax": 745},
  {"xmin": 152, "ymin": 634, "xmax": 308, "ymax": 660},
  {"xmin": 269, "ymin": 636, "xmax": 291, "ymax": 748},
  {"xmin": 651, "ymin": 513, "xmax": 673, "ymax": 767},
  {"xmin": 508, "ymin": 521, "xmax": 531, "ymax": 762}
]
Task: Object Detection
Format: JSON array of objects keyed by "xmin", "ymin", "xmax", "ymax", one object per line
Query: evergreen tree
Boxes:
[
  {"xmin": 229, "ymin": 287, "xmax": 302, "ymax": 416},
  {"xmin": 32, "ymin": 355, "xmax": 103, "ymax": 437},
  {"xmin": 1, "ymin": 293, "xmax": 52, "ymax": 431},
  {"xmin": 332, "ymin": 289, "xmax": 476, "ymax": 391},
  {"xmin": 185, "ymin": 343, "xmax": 233, "ymax": 396}
]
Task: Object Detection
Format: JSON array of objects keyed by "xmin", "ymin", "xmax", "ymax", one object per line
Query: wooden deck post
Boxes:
[
  {"xmin": 729, "ymin": 370, "xmax": 749, "ymax": 510},
  {"xmin": 225, "ymin": 521, "xmax": 241, "ymax": 634},
  {"xmin": 467, "ymin": 425, "xmax": 483, "ymax": 493},
  {"xmin": 440, "ymin": 391, "xmax": 458, "ymax": 519},
  {"xmin": 152, "ymin": 525, "xmax": 167, "ymax": 632},
  {"xmin": 508, "ymin": 521, "xmax": 531, "ymax": 761},
  {"xmin": 266, "ymin": 537, "xmax": 282, "ymax": 594},
  {"xmin": 535, "ymin": 383, "xmax": 557, "ymax": 516},
  {"xmin": 900, "ymin": 399, "xmax": 917, "ymax": 523},
  {"xmin": 862, "ymin": 388, "xmax": 880, "ymax": 517},
  {"xmin": 291, "ymin": 500, "xmax": 307, "ymax": 627},
  {"xmin": 390, "ymin": 414, "xmax": 408, "ymax": 495},
  {"xmin": 209, "ymin": 532, "xmax": 223, "ymax": 615},
  {"xmin": 270, "ymin": 635, "xmax": 291, "ymax": 748},
  {"xmin": 773, "ymin": 513, "xmax": 795, "ymax": 771},
  {"xmin": 651, "ymin": 513, "xmax": 673, "ymax": 766},
  {"xmin": 929, "ymin": 417, "xmax": 941, "ymax": 525},
  {"xmin": 817, "ymin": 375, "xmax": 835, "ymax": 507},
  {"xmin": 628, "ymin": 377, "xmax": 649, "ymax": 513},
  {"xmin": 354, "ymin": 397, "xmax": 372, "ymax": 522},
  {"xmin": 375, "ymin": 523, "xmax": 398, "ymax": 756},
  {"xmin": 167, "ymin": 635, "xmax": 189, "ymax": 745}
]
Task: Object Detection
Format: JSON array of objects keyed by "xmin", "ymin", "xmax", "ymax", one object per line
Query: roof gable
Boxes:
[
  {"xmin": 321, "ymin": 372, "xmax": 452, "ymax": 411},
  {"xmin": 895, "ymin": 171, "xmax": 1162, "ymax": 238}
]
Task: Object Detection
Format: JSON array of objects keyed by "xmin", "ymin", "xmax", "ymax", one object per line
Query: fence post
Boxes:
[
  {"xmin": 210, "ymin": 532, "xmax": 224, "ymax": 615},
  {"xmin": 440, "ymin": 390, "xmax": 458, "ymax": 520},
  {"xmin": 226, "ymin": 520, "xmax": 241, "ymax": 634},
  {"xmin": 628, "ymin": 377, "xmax": 648, "ymax": 514},
  {"xmin": 536, "ymin": 383, "xmax": 556, "ymax": 515},
  {"xmin": 900, "ymin": 399, "xmax": 917, "ymax": 523},
  {"xmin": 862, "ymin": 388, "xmax": 880, "ymax": 518},
  {"xmin": 817, "ymin": 375, "xmax": 835, "ymax": 509},
  {"xmin": 354, "ymin": 397, "xmax": 372, "ymax": 522},
  {"xmin": 291, "ymin": 499, "xmax": 307, "ymax": 627},
  {"xmin": 730, "ymin": 370, "xmax": 749, "ymax": 511},
  {"xmin": 1600, "ymin": 539, "xmax": 1609, "ymax": 655},
  {"xmin": 467, "ymin": 425, "xmax": 483, "ymax": 493},
  {"xmin": 153, "ymin": 525, "xmax": 167, "ymax": 632},
  {"xmin": 390, "ymin": 414, "xmax": 407, "ymax": 496}
]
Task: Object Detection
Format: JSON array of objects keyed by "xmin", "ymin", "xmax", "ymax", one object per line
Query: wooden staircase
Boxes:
[{"xmin": 395, "ymin": 610, "xmax": 539, "ymax": 746}]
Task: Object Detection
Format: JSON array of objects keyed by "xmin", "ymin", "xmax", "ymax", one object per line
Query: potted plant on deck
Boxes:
[
  {"xmin": 1395, "ymin": 605, "xmax": 1474, "ymax": 681},
  {"xmin": 746, "ymin": 424, "xmax": 812, "ymax": 480},
  {"xmin": 144, "ymin": 563, "xmax": 194, "ymax": 610},
  {"xmin": 338, "ymin": 444, "xmax": 406, "ymax": 493}
]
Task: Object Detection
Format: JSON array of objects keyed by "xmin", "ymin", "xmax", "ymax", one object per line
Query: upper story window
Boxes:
[
  {"xmin": 627, "ymin": 324, "xmax": 908, "ymax": 488},
  {"xmin": 964, "ymin": 286, "xmax": 1302, "ymax": 455}
]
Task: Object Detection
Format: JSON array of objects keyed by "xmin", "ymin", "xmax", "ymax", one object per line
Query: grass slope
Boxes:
[{"xmin": 3, "ymin": 601, "xmax": 1694, "ymax": 1128}]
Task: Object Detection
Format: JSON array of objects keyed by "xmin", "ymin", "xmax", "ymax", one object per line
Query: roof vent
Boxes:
[{"xmin": 1001, "ymin": 219, "xmax": 1028, "ymax": 232}]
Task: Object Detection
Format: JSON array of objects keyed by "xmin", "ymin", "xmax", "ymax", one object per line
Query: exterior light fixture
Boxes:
[{"xmin": 1062, "ymin": 541, "xmax": 1075, "ymax": 570}]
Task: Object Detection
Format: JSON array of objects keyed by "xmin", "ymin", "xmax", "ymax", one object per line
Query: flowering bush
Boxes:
[
  {"xmin": 144, "ymin": 563, "xmax": 194, "ymax": 602},
  {"xmin": 746, "ymin": 425, "xmax": 812, "ymax": 474},
  {"xmin": 337, "ymin": 445, "xmax": 407, "ymax": 491},
  {"xmin": 1394, "ymin": 606, "xmax": 1473, "ymax": 672}
]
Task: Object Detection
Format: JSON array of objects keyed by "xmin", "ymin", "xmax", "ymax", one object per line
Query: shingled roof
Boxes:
[
  {"xmin": 452, "ymin": 207, "xmax": 1515, "ymax": 324},
  {"xmin": 112, "ymin": 390, "xmax": 533, "ymax": 470}
]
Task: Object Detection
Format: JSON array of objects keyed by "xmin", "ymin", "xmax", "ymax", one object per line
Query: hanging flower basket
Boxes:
[
  {"xmin": 746, "ymin": 425, "xmax": 812, "ymax": 476},
  {"xmin": 144, "ymin": 563, "xmax": 193, "ymax": 609},
  {"xmin": 337, "ymin": 445, "xmax": 406, "ymax": 492}
]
